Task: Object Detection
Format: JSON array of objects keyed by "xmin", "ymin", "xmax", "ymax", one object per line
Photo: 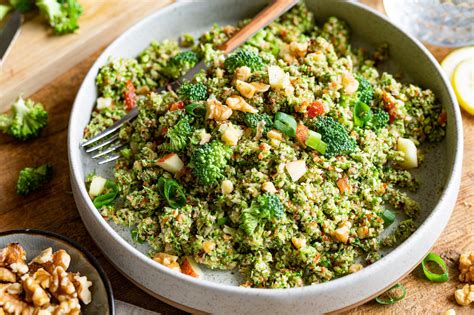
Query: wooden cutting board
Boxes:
[{"xmin": 0, "ymin": 0, "xmax": 173, "ymax": 111}]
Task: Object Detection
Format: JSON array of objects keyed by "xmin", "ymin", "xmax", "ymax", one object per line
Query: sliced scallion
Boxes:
[
  {"xmin": 381, "ymin": 209, "xmax": 396, "ymax": 227},
  {"xmin": 353, "ymin": 101, "xmax": 372, "ymax": 127},
  {"xmin": 185, "ymin": 103, "xmax": 206, "ymax": 117},
  {"xmin": 274, "ymin": 112, "xmax": 297, "ymax": 137},
  {"xmin": 157, "ymin": 177, "xmax": 187, "ymax": 209},
  {"xmin": 375, "ymin": 283, "xmax": 406, "ymax": 305},
  {"xmin": 93, "ymin": 180, "xmax": 118, "ymax": 208},
  {"xmin": 306, "ymin": 130, "xmax": 327, "ymax": 154},
  {"xmin": 421, "ymin": 252, "xmax": 449, "ymax": 282}
]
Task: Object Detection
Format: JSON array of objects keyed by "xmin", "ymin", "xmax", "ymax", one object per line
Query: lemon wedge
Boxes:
[
  {"xmin": 452, "ymin": 58, "xmax": 474, "ymax": 115},
  {"xmin": 441, "ymin": 46, "xmax": 474, "ymax": 80}
]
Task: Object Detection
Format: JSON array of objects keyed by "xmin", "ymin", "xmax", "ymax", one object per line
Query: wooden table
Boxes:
[{"xmin": 1, "ymin": 1, "xmax": 472, "ymax": 314}]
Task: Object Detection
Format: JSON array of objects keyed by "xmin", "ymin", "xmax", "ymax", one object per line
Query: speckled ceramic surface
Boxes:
[
  {"xmin": 0, "ymin": 230, "xmax": 115, "ymax": 314},
  {"xmin": 67, "ymin": 0, "xmax": 463, "ymax": 313}
]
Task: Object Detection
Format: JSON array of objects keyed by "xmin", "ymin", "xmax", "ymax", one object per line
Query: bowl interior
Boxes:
[
  {"xmin": 68, "ymin": 0, "xmax": 459, "ymax": 288},
  {"xmin": 0, "ymin": 231, "xmax": 113, "ymax": 314}
]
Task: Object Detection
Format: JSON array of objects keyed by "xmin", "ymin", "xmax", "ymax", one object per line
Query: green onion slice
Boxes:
[
  {"xmin": 381, "ymin": 209, "xmax": 396, "ymax": 227},
  {"xmin": 421, "ymin": 252, "xmax": 449, "ymax": 282},
  {"xmin": 306, "ymin": 130, "xmax": 327, "ymax": 154},
  {"xmin": 375, "ymin": 283, "xmax": 406, "ymax": 305},
  {"xmin": 93, "ymin": 180, "xmax": 118, "ymax": 208},
  {"xmin": 274, "ymin": 112, "xmax": 297, "ymax": 137},
  {"xmin": 186, "ymin": 103, "xmax": 206, "ymax": 117},
  {"xmin": 157, "ymin": 177, "xmax": 186, "ymax": 209},
  {"xmin": 353, "ymin": 101, "xmax": 372, "ymax": 127}
]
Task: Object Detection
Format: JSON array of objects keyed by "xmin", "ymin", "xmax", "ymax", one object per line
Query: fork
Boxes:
[{"xmin": 81, "ymin": 0, "xmax": 299, "ymax": 164}]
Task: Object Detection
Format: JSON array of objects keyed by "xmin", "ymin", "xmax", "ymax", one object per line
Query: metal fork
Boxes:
[{"xmin": 81, "ymin": 0, "xmax": 299, "ymax": 164}]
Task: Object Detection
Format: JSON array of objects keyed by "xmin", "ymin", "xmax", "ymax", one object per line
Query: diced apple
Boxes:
[
  {"xmin": 268, "ymin": 65, "xmax": 291, "ymax": 89},
  {"xmin": 181, "ymin": 256, "xmax": 203, "ymax": 278},
  {"xmin": 157, "ymin": 153, "xmax": 184, "ymax": 174},
  {"xmin": 96, "ymin": 97, "xmax": 113, "ymax": 110},
  {"xmin": 397, "ymin": 137, "xmax": 418, "ymax": 169},
  {"xmin": 89, "ymin": 176, "xmax": 107, "ymax": 197},
  {"xmin": 285, "ymin": 160, "xmax": 307, "ymax": 182}
]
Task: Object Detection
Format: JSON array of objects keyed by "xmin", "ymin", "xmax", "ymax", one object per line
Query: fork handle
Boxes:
[{"xmin": 217, "ymin": 0, "xmax": 299, "ymax": 54}]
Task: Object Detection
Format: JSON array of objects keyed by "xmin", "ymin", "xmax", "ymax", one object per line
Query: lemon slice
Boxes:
[
  {"xmin": 452, "ymin": 58, "xmax": 474, "ymax": 115},
  {"xmin": 441, "ymin": 46, "xmax": 474, "ymax": 80}
]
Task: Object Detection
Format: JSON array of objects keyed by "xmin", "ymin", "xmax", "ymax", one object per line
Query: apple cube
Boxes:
[
  {"xmin": 157, "ymin": 153, "xmax": 184, "ymax": 174},
  {"xmin": 89, "ymin": 176, "xmax": 107, "ymax": 197},
  {"xmin": 181, "ymin": 256, "xmax": 203, "ymax": 278},
  {"xmin": 397, "ymin": 137, "xmax": 418, "ymax": 169},
  {"xmin": 285, "ymin": 160, "xmax": 307, "ymax": 182}
]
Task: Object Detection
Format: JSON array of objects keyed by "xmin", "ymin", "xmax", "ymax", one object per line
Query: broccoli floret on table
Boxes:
[
  {"xmin": 36, "ymin": 0, "xmax": 83, "ymax": 34},
  {"xmin": 177, "ymin": 81, "xmax": 208, "ymax": 102},
  {"xmin": 243, "ymin": 113, "xmax": 273, "ymax": 135},
  {"xmin": 163, "ymin": 51, "xmax": 200, "ymax": 79},
  {"xmin": 16, "ymin": 164, "xmax": 53, "ymax": 195},
  {"xmin": 0, "ymin": 96, "xmax": 48, "ymax": 141},
  {"xmin": 224, "ymin": 48, "xmax": 265, "ymax": 73},
  {"xmin": 161, "ymin": 115, "xmax": 193, "ymax": 152},
  {"xmin": 191, "ymin": 140, "xmax": 232, "ymax": 186},
  {"xmin": 240, "ymin": 193, "xmax": 285, "ymax": 235},
  {"xmin": 312, "ymin": 116, "xmax": 356, "ymax": 158}
]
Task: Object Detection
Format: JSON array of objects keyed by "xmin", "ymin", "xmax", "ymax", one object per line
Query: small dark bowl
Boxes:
[{"xmin": 0, "ymin": 229, "xmax": 115, "ymax": 314}]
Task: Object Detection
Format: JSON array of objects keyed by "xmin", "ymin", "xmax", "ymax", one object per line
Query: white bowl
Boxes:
[{"xmin": 68, "ymin": 0, "xmax": 463, "ymax": 313}]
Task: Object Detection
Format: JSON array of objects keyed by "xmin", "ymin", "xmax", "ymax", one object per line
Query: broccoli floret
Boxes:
[
  {"xmin": 356, "ymin": 76, "xmax": 374, "ymax": 105},
  {"xmin": 16, "ymin": 164, "xmax": 53, "ymax": 195},
  {"xmin": 9, "ymin": 0, "xmax": 34, "ymax": 12},
  {"xmin": 243, "ymin": 113, "xmax": 273, "ymax": 135},
  {"xmin": 240, "ymin": 193, "xmax": 285, "ymax": 235},
  {"xmin": 224, "ymin": 48, "xmax": 265, "ymax": 73},
  {"xmin": 191, "ymin": 140, "xmax": 232, "ymax": 186},
  {"xmin": 162, "ymin": 51, "xmax": 200, "ymax": 79},
  {"xmin": 367, "ymin": 109, "xmax": 389, "ymax": 131},
  {"xmin": 179, "ymin": 34, "xmax": 194, "ymax": 48},
  {"xmin": 0, "ymin": 96, "xmax": 48, "ymax": 141},
  {"xmin": 36, "ymin": 0, "xmax": 83, "ymax": 34},
  {"xmin": 161, "ymin": 115, "xmax": 193, "ymax": 152},
  {"xmin": 313, "ymin": 116, "xmax": 356, "ymax": 158},
  {"xmin": 177, "ymin": 81, "xmax": 208, "ymax": 102}
]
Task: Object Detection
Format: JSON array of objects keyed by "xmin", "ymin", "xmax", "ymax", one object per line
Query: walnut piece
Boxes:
[
  {"xmin": 225, "ymin": 95, "xmax": 258, "ymax": 113},
  {"xmin": 153, "ymin": 253, "xmax": 181, "ymax": 272},
  {"xmin": 22, "ymin": 276, "xmax": 50, "ymax": 307},
  {"xmin": 454, "ymin": 284, "xmax": 474, "ymax": 306},
  {"xmin": 459, "ymin": 251, "xmax": 474, "ymax": 283},
  {"xmin": 0, "ymin": 268, "xmax": 16, "ymax": 283},
  {"xmin": 72, "ymin": 273, "xmax": 92, "ymax": 305},
  {"xmin": 206, "ymin": 99, "xmax": 233, "ymax": 121}
]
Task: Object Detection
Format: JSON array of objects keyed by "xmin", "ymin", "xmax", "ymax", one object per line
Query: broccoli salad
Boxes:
[{"xmin": 84, "ymin": 4, "xmax": 446, "ymax": 288}]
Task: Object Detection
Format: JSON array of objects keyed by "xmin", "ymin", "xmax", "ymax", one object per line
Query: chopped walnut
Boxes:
[
  {"xmin": 235, "ymin": 80, "xmax": 257, "ymax": 99},
  {"xmin": 72, "ymin": 273, "xmax": 92, "ymax": 305},
  {"xmin": 31, "ymin": 248, "xmax": 53, "ymax": 265},
  {"xmin": 0, "ymin": 268, "xmax": 16, "ymax": 283},
  {"xmin": 459, "ymin": 251, "xmax": 474, "ymax": 283},
  {"xmin": 32, "ymin": 268, "xmax": 52, "ymax": 289},
  {"xmin": 349, "ymin": 263, "xmax": 363, "ymax": 273},
  {"xmin": 235, "ymin": 66, "xmax": 251, "ymax": 82},
  {"xmin": 225, "ymin": 95, "xmax": 258, "ymax": 113},
  {"xmin": 250, "ymin": 82, "xmax": 270, "ymax": 93},
  {"xmin": 22, "ymin": 276, "xmax": 50, "ymax": 307},
  {"xmin": 454, "ymin": 284, "xmax": 474, "ymax": 306},
  {"xmin": 0, "ymin": 244, "xmax": 26, "ymax": 267},
  {"xmin": 153, "ymin": 253, "xmax": 181, "ymax": 272},
  {"xmin": 289, "ymin": 41, "xmax": 308, "ymax": 57},
  {"xmin": 206, "ymin": 99, "xmax": 233, "ymax": 121}
]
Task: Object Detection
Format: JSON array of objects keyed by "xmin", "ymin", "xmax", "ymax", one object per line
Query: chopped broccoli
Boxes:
[
  {"xmin": 243, "ymin": 113, "xmax": 273, "ymax": 135},
  {"xmin": 356, "ymin": 76, "xmax": 374, "ymax": 105},
  {"xmin": 9, "ymin": 0, "xmax": 34, "ymax": 12},
  {"xmin": 179, "ymin": 34, "xmax": 195, "ymax": 48},
  {"xmin": 161, "ymin": 115, "xmax": 193, "ymax": 152},
  {"xmin": 191, "ymin": 140, "xmax": 232, "ymax": 186},
  {"xmin": 177, "ymin": 81, "xmax": 208, "ymax": 102},
  {"xmin": 16, "ymin": 164, "xmax": 53, "ymax": 195},
  {"xmin": 224, "ymin": 48, "xmax": 265, "ymax": 73},
  {"xmin": 0, "ymin": 96, "xmax": 48, "ymax": 141},
  {"xmin": 313, "ymin": 116, "xmax": 356, "ymax": 158},
  {"xmin": 36, "ymin": 0, "xmax": 83, "ymax": 34},
  {"xmin": 162, "ymin": 51, "xmax": 200, "ymax": 79},
  {"xmin": 240, "ymin": 193, "xmax": 285, "ymax": 235},
  {"xmin": 367, "ymin": 109, "xmax": 389, "ymax": 131}
]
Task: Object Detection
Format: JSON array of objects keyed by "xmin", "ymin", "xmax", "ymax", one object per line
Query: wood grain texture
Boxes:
[
  {"xmin": 0, "ymin": 1, "xmax": 473, "ymax": 314},
  {"xmin": 0, "ymin": 0, "xmax": 173, "ymax": 111}
]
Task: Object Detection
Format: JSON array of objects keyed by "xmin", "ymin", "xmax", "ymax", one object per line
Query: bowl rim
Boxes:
[
  {"xmin": 0, "ymin": 229, "xmax": 116, "ymax": 315},
  {"xmin": 67, "ymin": 0, "xmax": 463, "ymax": 301}
]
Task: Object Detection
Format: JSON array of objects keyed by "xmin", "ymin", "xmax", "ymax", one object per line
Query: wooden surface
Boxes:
[
  {"xmin": 0, "ymin": 0, "xmax": 473, "ymax": 314},
  {"xmin": 0, "ymin": 0, "xmax": 173, "ymax": 111}
]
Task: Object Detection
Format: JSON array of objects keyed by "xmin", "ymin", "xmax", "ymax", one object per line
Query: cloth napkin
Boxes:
[{"xmin": 115, "ymin": 300, "xmax": 160, "ymax": 315}]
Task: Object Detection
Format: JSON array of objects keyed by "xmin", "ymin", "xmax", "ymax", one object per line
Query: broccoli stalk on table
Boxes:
[
  {"xmin": 163, "ymin": 51, "xmax": 200, "ymax": 79},
  {"xmin": 16, "ymin": 164, "xmax": 53, "ymax": 195},
  {"xmin": 160, "ymin": 115, "xmax": 193, "ymax": 152},
  {"xmin": 36, "ymin": 0, "xmax": 83, "ymax": 34},
  {"xmin": 243, "ymin": 113, "xmax": 273, "ymax": 136},
  {"xmin": 191, "ymin": 140, "xmax": 232, "ymax": 186},
  {"xmin": 312, "ymin": 116, "xmax": 356, "ymax": 158},
  {"xmin": 240, "ymin": 193, "xmax": 285, "ymax": 235},
  {"xmin": 177, "ymin": 81, "xmax": 208, "ymax": 102},
  {"xmin": 0, "ymin": 96, "xmax": 48, "ymax": 141},
  {"xmin": 224, "ymin": 48, "xmax": 265, "ymax": 73}
]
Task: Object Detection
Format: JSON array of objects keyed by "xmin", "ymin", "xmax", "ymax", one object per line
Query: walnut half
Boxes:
[{"xmin": 459, "ymin": 251, "xmax": 474, "ymax": 283}]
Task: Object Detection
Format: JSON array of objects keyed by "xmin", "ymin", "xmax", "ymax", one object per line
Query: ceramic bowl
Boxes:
[
  {"xmin": 0, "ymin": 229, "xmax": 115, "ymax": 314},
  {"xmin": 67, "ymin": 0, "xmax": 463, "ymax": 313}
]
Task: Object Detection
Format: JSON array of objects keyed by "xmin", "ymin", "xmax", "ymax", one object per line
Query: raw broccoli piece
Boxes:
[
  {"xmin": 367, "ymin": 109, "xmax": 389, "ymax": 131},
  {"xmin": 313, "ymin": 116, "xmax": 356, "ymax": 158},
  {"xmin": 224, "ymin": 48, "xmax": 265, "ymax": 73},
  {"xmin": 36, "ymin": 0, "xmax": 83, "ymax": 34},
  {"xmin": 356, "ymin": 75, "xmax": 374, "ymax": 105},
  {"xmin": 191, "ymin": 140, "xmax": 232, "ymax": 186},
  {"xmin": 162, "ymin": 51, "xmax": 200, "ymax": 79},
  {"xmin": 240, "ymin": 193, "xmax": 285, "ymax": 235},
  {"xmin": 243, "ymin": 113, "xmax": 273, "ymax": 135},
  {"xmin": 177, "ymin": 81, "xmax": 208, "ymax": 102},
  {"xmin": 16, "ymin": 164, "xmax": 52, "ymax": 195},
  {"xmin": 0, "ymin": 96, "xmax": 48, "ymax": 140},
  {"xmin": 161, "ymin": 115, "xmax": 193, "ymax": 152},
  {"xmin": 9, "ymin": 0, "xmax": 34, "ymax": 12}
]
